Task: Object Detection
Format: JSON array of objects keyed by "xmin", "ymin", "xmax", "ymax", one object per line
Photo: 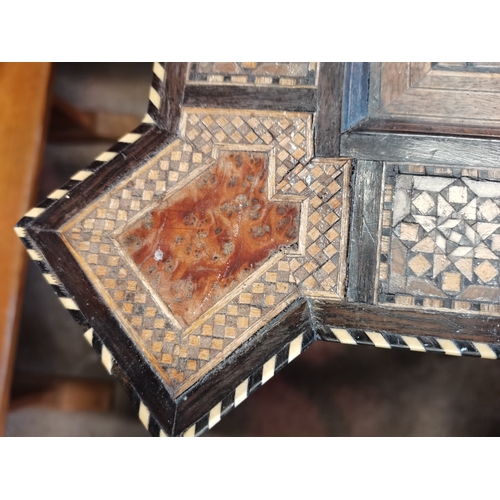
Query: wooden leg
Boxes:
[{"xmin": 0, "ymin": 62, "xmax": 52, "ymax": 435}]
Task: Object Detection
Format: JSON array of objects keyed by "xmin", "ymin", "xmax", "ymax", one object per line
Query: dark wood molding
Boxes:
[
  {"xmin": 158, "ymin": 62, "xmax": 188, "ymax": 132},
  {"xmin": 313, "ymin": 300, "xmax": 500, "ymax": 345},
  {"xmin": 346, "ymin": 160, "xmax": 384, "ymax": 304},
  {"xmin": 315, "ymin": 62, "xmax": 345, "ymax": 157},
  {"xmin": 341, "ymin": 131, "xmax": 500, "ymax": 168},
  {"xmin": 349, "ymin": 117, "xmax": 500, "ymax": 141},
  {"xmin": 183, "ymin": 85, "xmax": 318, "ymax": 112},
  {"xmin": 341, "ymin": 62, "xmax": 370, "ymax": 132}
]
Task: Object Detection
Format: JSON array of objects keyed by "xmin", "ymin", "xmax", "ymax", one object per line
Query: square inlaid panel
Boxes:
[{"xmin": 378, "ymin": 164, "xmax": 500, "ymax": 315}]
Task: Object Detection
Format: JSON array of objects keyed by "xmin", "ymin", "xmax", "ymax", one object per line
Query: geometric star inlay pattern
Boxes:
[{"xmin": 379, "ymin": 166, "xmax": 500, "ymax": 314}]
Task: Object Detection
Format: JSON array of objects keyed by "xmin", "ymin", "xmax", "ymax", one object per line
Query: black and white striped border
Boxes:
[
  {"xmin": 14, "ymin": 124, "xmax": 150, "ymax": 325},
  {"xmin": 82, "ymin": 327, "xmax": 169, "ymax": 437},
  {"xmin": 15, "ymin": 63, "xmax": 167, "ymax": 315},
  {"xmin": 181, "ymin": 328, "xmax": 315, "ymax": 437},
  {"xmin": 328, "ymin": 327, "xmax": 500, "ymax": 360},
  {"xmin": 145, "ymin": 61, "xmax": 166, "ymax": 125},
  {"xmin": 13, "ymin": 63, "xmax": 170, "ymax": 436},
  {"xmin": 15, "ymin": 62, "xmax": 166, "ymax": 231}
]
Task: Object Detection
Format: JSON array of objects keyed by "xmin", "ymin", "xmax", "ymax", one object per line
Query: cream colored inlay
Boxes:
[
  {"xmin": 138, "ymin": 401, "xmax": 150, "ymax": 429},
  {"xmin": 262, "ymin": 356, "xmax": 276, "ymax": 384},
  {"xmin": 118, "ymin": 133, "xmax": 141, "ymax": 144},
  {"xmin": 365, "ymin": 331, "xmax": 391, "ymax": 349},
  {"xmin": 101, "ymin": 345, "xmax": 113, "ymax": 374},
  {"xmin": 208, "ymin": 402, "xmax": 222, "ymax": 429},
  {"xmin": 153, "ymin": 62, "xmax": 165, "ymax": 81},
  {"xmin": 24, "ymin": 207, "xmax": 45, "ymax": 218},
  {"xmin": 27, "ymin": 249, "xmax": 42, "ymax": 261},
  {"xmin": 288, "ymin": 334, "xmax": 303, "ymax": 362},
  {"xmin": 14, "ymin": 226, "xmax": 26, "ymax": 237},
  {"xmin": 71, "ymin": 170, "xmax": 93, "ymax": 181},
  {"xmin": 234, "ymin": 379, "xmax": 249, "ymax": 407},
  {"xmin": 401, "ymin": 335, "xmax": 426, "ymax": 352},
  {"xmin": 95, "ymin": 151, "xmax": 118, "ymax": 162},
  {"xmin": 437, "ymin": 338, "xmax": 462, "ymax": 356},
  {"xmin": 83, "ymin": 328, "xmax": 94, "ymax": 345},
  {"xmin": 47, "ymin": 189, "xmax": 68, "ymax": 199},
  {"xmin": 331, "ymin": 328, "xmax": 356, "ymax": 345},
  {"xmin": 59, "ymin": 297, "xmax": 79, "ymax": 310},
  {"xmin": 183, "ymin": 425, "xmax": 195, "ymax": 437},
  {"xmin": 43, "ymin": 273, "xmax": 59, "ymax": 286},
  {"xmin": 149, "ymin": 87, "xmax": 161, "ymax": 109},
  {"xmin": 473, "ymin": 342, "xmax": 497, "ymax": 359}
]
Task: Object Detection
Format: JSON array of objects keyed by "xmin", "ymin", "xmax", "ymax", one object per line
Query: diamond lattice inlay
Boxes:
[{"xmin": 118, "ymin": 150, "xmax": 299, "ymax": 327}]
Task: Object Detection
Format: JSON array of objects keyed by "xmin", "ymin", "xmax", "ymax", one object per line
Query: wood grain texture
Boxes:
[
  {"xmin": 346, "ymin": 160, "xmax": 384, "ymax": 304},
  {"xmin": 0, "ymin": 63, "xmax": 52, "ymax": 435},
  {"xmin": 341, "ymin": 132, "xmax": 500, "ymax": 168},
  {"xmin": 347, "ymin": 117, "xmax": 500, "ymax": 139},
  {"xmin": 356, "ymin": 62, "xmax": 500, "ymax": 137},
  {"xmin": 315, "ymin": 62, "xmax": 344, "ymax": 157},
  {"xmin": 380, "ymin": 62, "xmax": 410, "ymax": 108},
  {"xmin": 159, "ymin": 62, "xmax": 188, "ymax": 132},
  {"xmin": 183, "ymin": 85, "xmax": 317, "ymax": 112},
  {"xmin": 312, "ymin": 300, "xmax": 500, "ymax": 344}
]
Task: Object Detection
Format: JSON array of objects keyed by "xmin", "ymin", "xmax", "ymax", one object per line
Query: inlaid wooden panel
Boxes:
[
  {"xmin": 344, "ymin": 62, "xmax": 500, "ymax": 137},
  {"xmin": 16, "ymin": 62, "xmax": 353, "ymax": 436},
  {"xmin": 58, "ymin": 106, "xmax": 350, "ymax": 398},
  {"xmin": 378, "ymin": 163, "xmax": 500, "ymax": 315}
]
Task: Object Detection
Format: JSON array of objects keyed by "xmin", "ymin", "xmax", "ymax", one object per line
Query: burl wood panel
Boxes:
[{"xmin": 119, "ymin": 150, "xmax": 299, "ymax": 327}]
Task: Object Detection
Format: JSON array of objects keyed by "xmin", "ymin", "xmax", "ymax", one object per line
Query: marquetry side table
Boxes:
[{"xmin": 16, "ymin": 62, "xmax": 500, "ymax": 436}]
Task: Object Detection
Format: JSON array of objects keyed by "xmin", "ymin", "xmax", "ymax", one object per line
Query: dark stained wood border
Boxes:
[
  {"xmin": 312, "ymin": 300, "xmax": 500, "ymax": 345},
  {"xmin": 174, "ymin": 299, "xmax": 313, "ymax": 434},
  {"xmin": 315, "ymin": 62, "xmax": 345, "ymax": 157},
  {"xmin": 341, "ymin": 132, "xmax": 500, "ymax": 168},
  {"xmin": 158, "ymin": 63, "xmax": 188, "ymax": 131},
  {"xmin": 348, "ymin": 117, "xmax": 500, "ymax": 140},
  {"xmin": 346, "ymin": 160, "xmax": 384, "ymax": 304},
  {"xmin": 183, "ymin": 85, "xmax": 318, "ymax": 112},
  {"xmin": 29, "ymin": 128, "xmax": 170, "ymax": 231}
]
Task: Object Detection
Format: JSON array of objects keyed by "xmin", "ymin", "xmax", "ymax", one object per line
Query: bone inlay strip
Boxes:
[
  {"xmin": 208, "ymin": 402, "xmax": 222, "ymax": 429},
  {"xmin": 262, "ymin": 356, "xmax": 276, "ymax": 384},
  {"xmin": 437, "ymin": 338, "xmax": 462, "ymax": 356},
  {"xmin": 331, "ymin": 328, "xmax": 357, "ymax": 345},
  {"xmin": 234, "ymin": 379, "xmax": 249, "ymax": 407}
]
